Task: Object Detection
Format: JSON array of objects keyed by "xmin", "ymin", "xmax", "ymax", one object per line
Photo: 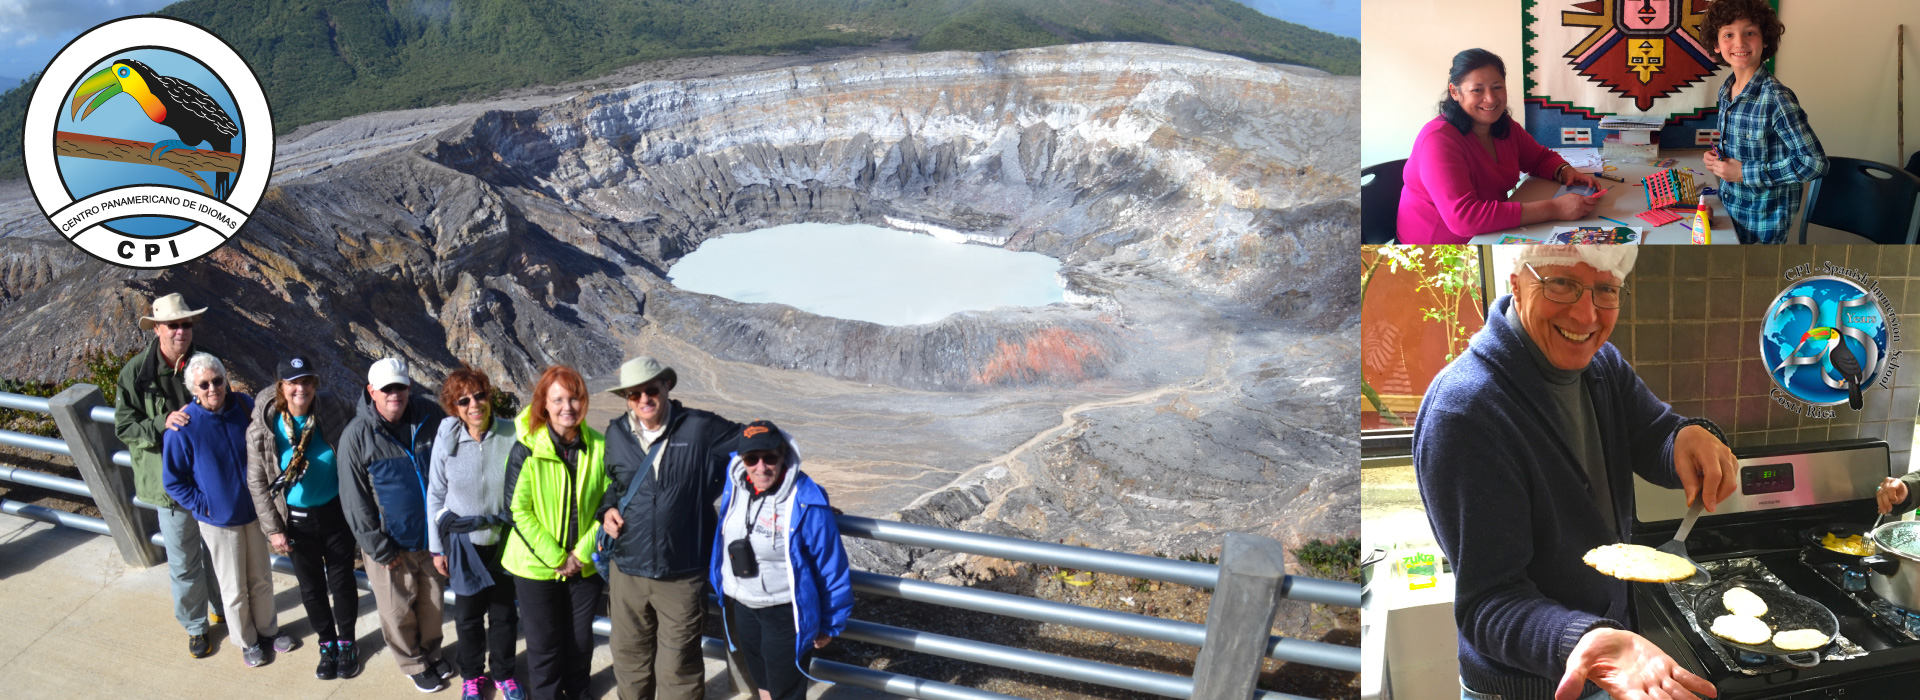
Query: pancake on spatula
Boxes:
[{"xmin": 1582, "ymin": 543, "xmax": 1698, "ymax": 583}]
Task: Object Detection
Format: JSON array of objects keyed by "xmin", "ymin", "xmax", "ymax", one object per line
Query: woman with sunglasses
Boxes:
[
  {"xmin": 244, "ymin": 356, "xmax": 360, "ymax": 679},
  {"xmin": 502, "ymin": 365, "xmax": 609, "ymax": 700},
  {"xmin": 164, "ymin": 352, "xmax": 292, "ymax": 668},
  {"xmin": 428, "ymin": 366, "xmax": 525, "ymax": 700},
  {"xmin": 710, "ymin": 420, "xmax": 851, "ymax": 700}
]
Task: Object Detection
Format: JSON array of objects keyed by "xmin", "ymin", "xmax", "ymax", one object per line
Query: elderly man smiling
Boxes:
[{"xmin": 1414, "ymin": 246, "xmax": 1740, "ymax": 700}]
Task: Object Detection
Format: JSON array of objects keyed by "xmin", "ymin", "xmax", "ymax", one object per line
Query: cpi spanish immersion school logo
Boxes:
[
  {"xmin": 1761, "ymin": 263, "xmax": 1903, "ymax": 418},
  {"xmin": 22, "ymin": 16, "xmax": 273, "ymax": 268}
]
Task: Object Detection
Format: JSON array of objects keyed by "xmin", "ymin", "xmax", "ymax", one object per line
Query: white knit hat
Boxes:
[{"xmin": 1506, "ymin": 244, "xmax": 1638, "ymax": 281}]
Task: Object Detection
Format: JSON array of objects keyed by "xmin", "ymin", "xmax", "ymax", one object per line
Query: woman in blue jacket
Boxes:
[
  {"xmin": 164, "ymin": 353, "xmax": 291, "ymax": 668},
  {"xmin": 709, "ymin": 420, "xmax": 852, "ymax": 700}
]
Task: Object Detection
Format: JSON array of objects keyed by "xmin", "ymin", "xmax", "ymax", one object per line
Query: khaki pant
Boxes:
[
  {"xmin": 609, "ymin": 569, "xmax": 707, "ymax": 700},
  {"xmin": 198, "ymin": 521, "xmax": 277, "ymax": 649},
  {"xmin": 365, "ymin": 550, "xmax": 445, "ymax": 674}
]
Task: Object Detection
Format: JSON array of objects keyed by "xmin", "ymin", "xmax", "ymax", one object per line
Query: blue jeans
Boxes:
[
  {"xmin": 157, "ymin": 506, "xmax": 224, "ymax": 635},
  {"xmin": 1461, "ymin": 681, "xmax": 1613, "ymax": 700}
]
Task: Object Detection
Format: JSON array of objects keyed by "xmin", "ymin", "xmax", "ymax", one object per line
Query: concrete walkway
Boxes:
[{"xmin": 0, "ymin": 512, "xmax": 898, "ymax": 700}]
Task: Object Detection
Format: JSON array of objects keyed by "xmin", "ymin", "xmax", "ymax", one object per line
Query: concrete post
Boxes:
[
  {"xmin": 1191, "ymin": 533, "xmax": 1287, "ymax": 700},
  {"xmin": 48, "ymin": 383, "xmax": 161, "ymax": 567}
]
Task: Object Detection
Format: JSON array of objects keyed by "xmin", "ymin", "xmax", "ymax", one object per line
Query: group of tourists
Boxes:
[{"xmin": 117, "ymin": 293, "xmax": 854, "ymax": 700}]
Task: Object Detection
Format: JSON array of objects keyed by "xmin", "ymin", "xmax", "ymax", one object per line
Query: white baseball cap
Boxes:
[
  {"xmin": 367, "ymin": 358, "xmax": 411, "ymax": 389},
  {"xmin": 1507, "ymin": 244, "xmax": 1638, "ymax": 281}
]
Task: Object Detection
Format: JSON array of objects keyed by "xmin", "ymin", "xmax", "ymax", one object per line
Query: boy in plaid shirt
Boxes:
[{"xmin": 1700, "ymin": 0, "xmax": 1825, "ymax": 245}]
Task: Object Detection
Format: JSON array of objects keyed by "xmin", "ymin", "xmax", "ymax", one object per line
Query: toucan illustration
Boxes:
[
  {"xmin": 1829, "ymin": 335, "xmax": 1866, "ymax": 411},
  {"xmin": 69, "ymin": 59, "xmax": 239, "ymax": 199}
]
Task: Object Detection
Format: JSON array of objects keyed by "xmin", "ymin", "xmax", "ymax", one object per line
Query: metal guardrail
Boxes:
[{"xmin": 0, "ymin": 387, "xmax": 1357, "ymax": 700}]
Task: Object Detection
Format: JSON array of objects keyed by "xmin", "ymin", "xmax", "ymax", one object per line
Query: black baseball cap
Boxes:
[
  {"xmin": 735, "ymin": 420, "xmax": 785, "ymax": 455},
  {"xmin": 277, "ymin": 356, "xmax": 317, "ymax": 381}
]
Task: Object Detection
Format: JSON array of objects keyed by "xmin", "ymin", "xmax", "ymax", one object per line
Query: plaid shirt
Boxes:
[{"xmin": 1715, "ymin": 68, "xmax": 1826, "ymax": 244}]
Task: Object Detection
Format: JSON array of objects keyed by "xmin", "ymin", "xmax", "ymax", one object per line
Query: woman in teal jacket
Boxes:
[{"xmin": 709, "ymin": 420, "xmax": 852, "ymax": 700}]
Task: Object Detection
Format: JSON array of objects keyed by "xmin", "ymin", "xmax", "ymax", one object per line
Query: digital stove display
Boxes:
[{"xmin": 1741, "ymin": 463, "xmax": 1794, "ymax": 495}]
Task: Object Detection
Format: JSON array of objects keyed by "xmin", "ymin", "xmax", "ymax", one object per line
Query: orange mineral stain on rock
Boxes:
[{"xmin": 973, "ymin": 327, "xmax": 1101, "ymax": 386}]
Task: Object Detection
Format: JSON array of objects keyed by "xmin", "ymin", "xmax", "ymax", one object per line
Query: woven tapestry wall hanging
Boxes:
[{"xmin": 1524, "ymin": 0, "xmax": 1772, "ymax": 119}]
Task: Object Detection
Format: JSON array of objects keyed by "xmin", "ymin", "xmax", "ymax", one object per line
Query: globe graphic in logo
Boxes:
[{"xmin": 1760, "ymin": 276, "xmax": 1890, "ymax": 406}]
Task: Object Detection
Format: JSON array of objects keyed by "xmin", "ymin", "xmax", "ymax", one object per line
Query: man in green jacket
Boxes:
[{"xmin": 114, "ymin": 293, "xmax": 226, "ymax": 659}]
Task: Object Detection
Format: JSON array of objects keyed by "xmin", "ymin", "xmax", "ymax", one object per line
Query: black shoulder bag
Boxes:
[{"xmin": 594, "ymin": 434, "xmax": 668, "ymax": 563}]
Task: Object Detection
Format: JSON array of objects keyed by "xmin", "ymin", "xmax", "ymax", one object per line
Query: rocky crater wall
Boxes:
[{"xmin": 0, "ymin": 43, "xmax": 1357, "ymax": 399}]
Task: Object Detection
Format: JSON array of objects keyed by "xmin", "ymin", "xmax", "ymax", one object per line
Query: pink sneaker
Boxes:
[
  {"xmin": 461, "ymin": 676, "xmax": 487, "ymax": 700},
  {"xmin": 496, "ymin": 677, "xmax": 524, "ymax": 700}
]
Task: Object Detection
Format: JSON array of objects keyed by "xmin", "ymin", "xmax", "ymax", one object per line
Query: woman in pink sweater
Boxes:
[{"xmin": 1398, "ymin": 49, "xmax": 1602, "ymax": 244}]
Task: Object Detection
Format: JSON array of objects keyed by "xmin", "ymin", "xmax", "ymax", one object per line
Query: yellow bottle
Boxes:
[{"xmin": 1692, "ymin": 202, "xmax": 1711, "ymax": 245}]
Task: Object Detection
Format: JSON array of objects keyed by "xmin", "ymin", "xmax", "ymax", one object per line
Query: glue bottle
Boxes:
[{"xmin": 1691, "ymin": 201, "xmax": 1711, "ymax": 245}]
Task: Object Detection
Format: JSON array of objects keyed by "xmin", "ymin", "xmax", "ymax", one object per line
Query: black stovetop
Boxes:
[{"xmin": 1630, "ymin": 502, "xmax": 1920, "ymax": 698}]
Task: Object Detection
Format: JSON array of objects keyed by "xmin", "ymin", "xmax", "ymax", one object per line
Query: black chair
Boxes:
[
  {"xmin": 1906, "ymin": 151, "xmax": 1920, "ymax": 181},
  {"xmin": 1361, "ymin": 159, "xmax": 1407, "ymax": 244},
  {"xmin": 1798, "ymin": 157, "xmax": 1920, "ymax": 244}
]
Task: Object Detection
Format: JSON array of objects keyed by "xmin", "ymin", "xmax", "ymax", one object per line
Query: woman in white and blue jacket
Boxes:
[{"xmin": 709, "ymin": 420, "xmax": 852, "ymax": 700}]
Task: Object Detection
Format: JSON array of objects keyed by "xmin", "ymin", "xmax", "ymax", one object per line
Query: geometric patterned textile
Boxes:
[{"xmin": 1525, "ymin": 0, "xmax": 1743, "ymax": 118}]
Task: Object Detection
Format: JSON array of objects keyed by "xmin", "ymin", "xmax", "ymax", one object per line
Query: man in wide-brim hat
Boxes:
[
  {"xmin": 596, "ymin": 355, "xmax": 743, "ymax": 700},
  {"xmin": 115, "ymin": 292, "xmax": 227, "ymax": 659}
]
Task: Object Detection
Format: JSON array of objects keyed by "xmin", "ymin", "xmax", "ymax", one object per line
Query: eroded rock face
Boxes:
[{"xmin": 0, "ymin": 43, "xmax": 1357, "ymax": 561}]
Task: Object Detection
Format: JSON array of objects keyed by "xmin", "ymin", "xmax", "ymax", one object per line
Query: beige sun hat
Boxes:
[
  {"xmin": 139, "ymin": 293, "xmax": 207, "ymax": 330},
  {"xmin": 606, "ymin": 356, "xmax": 678, "ymax": 397}
]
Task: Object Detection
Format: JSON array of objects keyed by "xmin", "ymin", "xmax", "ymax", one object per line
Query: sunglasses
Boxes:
[
  {"xmin": 454, "ymin": 392, "xmax": 488, "ymax": 407},
  {"xmin": 742, "ymin": 452, "xmax": 784, "ymax": 467},
  {"xmin": 377, "ymin": 384, "xmax": 410, "ymax": 394},
  {"xmin": 160, "ymin": 321, "xmax": 194, "ymax": 331},
  {"xmin": 194, "ymin": 377, "xmax": 225, "ymax": 390},
  {"xmin": 625, "ymin": 384, "xmax": 663, "ymax": 400}
]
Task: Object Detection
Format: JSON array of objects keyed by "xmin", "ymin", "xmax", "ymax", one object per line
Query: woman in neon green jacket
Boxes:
[{"xmin": 501, "ymin": 365, "xmax": 607, "ymax": 700}]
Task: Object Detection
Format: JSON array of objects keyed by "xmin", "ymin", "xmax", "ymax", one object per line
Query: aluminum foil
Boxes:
[{"xmin": 1659, "ymin": 557, "xmax": 1868, "ymax": 675}]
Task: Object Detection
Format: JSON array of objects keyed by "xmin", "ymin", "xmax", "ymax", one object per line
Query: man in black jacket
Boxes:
[{"xmin": 597, "ymin": 356, "xmax": 740, "ymax": 700}]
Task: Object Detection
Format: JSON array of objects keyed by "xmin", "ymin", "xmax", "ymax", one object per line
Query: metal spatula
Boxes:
[{"xmin": 1657, "ymin": 499, "xmax": 1711, "ymax": 586}]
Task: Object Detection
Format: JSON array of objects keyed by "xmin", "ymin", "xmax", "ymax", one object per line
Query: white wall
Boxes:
[
  {"xmin": 1363, "ymin": 0, "xmax": 1920, "ymax": 170},
  {"xmin": 1778, "ymin": 1, "xmax": 1920, "ymax": 168}
]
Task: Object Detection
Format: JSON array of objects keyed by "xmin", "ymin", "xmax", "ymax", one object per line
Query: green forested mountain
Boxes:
[{"xmin": 0, "ymin": 0, "xmax": 1357, "ymax": 178}]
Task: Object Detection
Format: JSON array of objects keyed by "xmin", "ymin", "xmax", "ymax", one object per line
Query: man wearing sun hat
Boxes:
[
  {"xmin": 596, "ymin": 355, "xmax": 743, "ymax": 700},
  {"xmin": 115, "ymin": 292, "xmax": 227, "ymax": 659},
  {"xmin": 1413, "ymin": 245, "xmax": 1741, "ymax": 700}
]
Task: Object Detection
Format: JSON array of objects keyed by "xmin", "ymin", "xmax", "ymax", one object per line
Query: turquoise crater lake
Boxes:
[{"xmin": 667, "ymin": 223, "xmax": 1065, "ymax": 326}]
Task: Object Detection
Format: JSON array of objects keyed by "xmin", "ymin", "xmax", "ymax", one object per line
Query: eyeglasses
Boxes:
[
  {"xmin": 625, "ymin": 383, "xmax": 663, "ymax": 400},
  {"xmin": 454, "ymin": 392, "xmax": 488, "ymax": 407},
  {"xmin": 377, "ymin": 384, "xmax": 410, "ymax": 394},
  {"xmin": 194, "ymin": 377, "xmax": 225, "ymax": 390},
  {"xmin": 742, "ymin": 452, "xmax": 783, "ymax": 467},
  {"xmin": 1525, "ymin": 264, "xmax": 1625, "ymax": 309},
  {"xmin": 160, "ymin": 321, "xmax": 194, "ymax": 331}
]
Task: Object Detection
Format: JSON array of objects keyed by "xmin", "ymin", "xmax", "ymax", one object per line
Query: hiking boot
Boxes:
[
  {"xmin": 334, "ymin": 640, "xmax": 364, "ymax": 679},
  {"xmin": 269, "ymin": 633, "xmax": 299, "ymax": 653},
  {"xmin": 432, "ymin": 656, "xmax": 455, "ymax": 680},
  {"xmin": 412, "ymin": 670, "xmax": 446, "ymax": 693},
  {"xmin": 242, "ymin": 644, "xmax": 266, "ymax": 668},
  {"xmin": 315, "ymin": 642, "xmax": 338, "ymax": 680},
  {"xmin": 208, "ymin": 612, "xmax": 223, "ymax": 626},
  {"xmin": 188, "ymin": 633, "xmax": 212, "ymax": 658},
  {"xmin": 461, "ymin": 676, "xmax": 489, "ymax": 700},
  {"xmin": 496, "ymin": 678, "xmax": 525, "ymax": 700}
]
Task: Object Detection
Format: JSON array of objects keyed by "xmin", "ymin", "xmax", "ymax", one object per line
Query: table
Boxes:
[{"xmin": 1469, "ymin": 148, "xmax": 1736, "ymax": 245}]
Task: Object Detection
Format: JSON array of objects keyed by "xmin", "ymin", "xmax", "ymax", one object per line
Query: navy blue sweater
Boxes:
[
  {"xmin": 1414, "ymin": 295, "xmax": 1693, "ymax": 699},
  {"xmin": 163, "ymin": 392, "xmax": 258, "ymax": 527}
]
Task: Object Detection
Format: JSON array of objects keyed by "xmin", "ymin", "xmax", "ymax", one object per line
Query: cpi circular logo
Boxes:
[
  {"xmin": 1760, "ymin": 276, "xmax": 1890, "ymax": 408},
  {"xmin": 21, "ymin": 16, "xmax": 273, "ymax": 268}
]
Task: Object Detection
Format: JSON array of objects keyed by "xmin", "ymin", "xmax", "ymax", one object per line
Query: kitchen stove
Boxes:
[{"xmin": 1626, "ymin": 439, "xmax": 1920, "ymax": 698}]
